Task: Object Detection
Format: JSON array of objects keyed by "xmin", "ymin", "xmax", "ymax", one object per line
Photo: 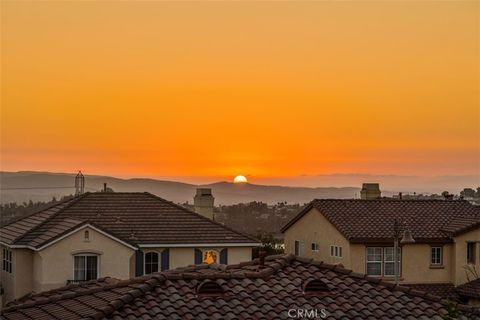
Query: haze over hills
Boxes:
[
  {"xmin": 1, "ymin": 171, "xmax": 477, "ymax": 205},
  {"xmin": 0, "ymin": 171, "xmax": 364, "ymax": 205}
]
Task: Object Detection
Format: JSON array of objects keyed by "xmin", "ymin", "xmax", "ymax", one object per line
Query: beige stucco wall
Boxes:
[
  {"xmin": 401, "ymin": 244, "xmax": 453, "ymax": 283},
  {"xmin": 227, "ymin": 247, "xmax": 252, "ymax": 264},
  {"xmin": 0, "ymin": 247, "xmax": 34, "ymax": 304},
  {"xmin": 13, "ymin": 249, "xmax": 33, "ymax": 299},
  {"xmin": 284, "ymin": 207, "xmax": 350, "ymax": 266},
  {"xmin": 36, "ymin": 227, "xmax": 135, "ymax": 292},
  {"xmin": 453, "ymin": 228, "xmax": 480, "ymax": 286},
  {"xmin": 169, "ymin": 248, "xmax": 194, "ymax": 269}
]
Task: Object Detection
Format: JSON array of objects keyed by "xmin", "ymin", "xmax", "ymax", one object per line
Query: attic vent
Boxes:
[
  {"xmin": 303, "ymin": 279, "xmax": 330, "ymax": 295},
  {"xmin": 197, "ymin": 280, "xmax": 223, "ymax": 297}
]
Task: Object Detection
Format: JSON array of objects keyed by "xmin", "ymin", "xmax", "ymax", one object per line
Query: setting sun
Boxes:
[{"xmin": 233, "ymin": 175, "xmax": 248, "ymax": 184}]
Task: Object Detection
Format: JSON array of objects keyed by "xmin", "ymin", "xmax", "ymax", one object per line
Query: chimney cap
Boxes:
[{"xmin": 196, "ymin": 188, "xmax": 212, "ymax": 196}]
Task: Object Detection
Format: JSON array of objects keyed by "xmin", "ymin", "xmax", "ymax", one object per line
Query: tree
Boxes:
[{"xmin": 460, "ymin": 188, "xmax": 475, "ymax": 198}]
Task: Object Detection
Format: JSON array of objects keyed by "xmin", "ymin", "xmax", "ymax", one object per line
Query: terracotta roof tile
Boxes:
[
  {"xmin": 456, "ymin": 278, "xmax": 480, "ymax": 299},
  {"xmin": 2, "ymin": 255, "xmax": 478, "ymax": 320},
  {"xmin": 281, "ymin": 199, "xmax": 480, "ymax": 242}
]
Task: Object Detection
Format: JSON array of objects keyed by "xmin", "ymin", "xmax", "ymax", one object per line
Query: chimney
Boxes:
[
  {"xmin": 399, "ymin": 192, "xmax": 403, "ymax": 200},
  {"xmin": 103, "ymin": 183, "xmax": 107, "ymax": 192},
  {"xmin": 194, "ymin": 188, "xmax": 214, "ymax": 220},
  {"xmin": 360, "ymin": 183, "xmax": 381, "ymax": 200}
]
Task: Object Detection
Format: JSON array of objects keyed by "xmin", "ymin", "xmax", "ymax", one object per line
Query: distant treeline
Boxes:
[
  {"xmin": 0, "ymin": 196, "xmax": 73, "ymax": 226},
  {"xmin": 211, "ymin": 201, "xmax": 304, "ymax": 237}
]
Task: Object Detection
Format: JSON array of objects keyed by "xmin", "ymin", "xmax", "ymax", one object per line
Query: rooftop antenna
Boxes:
[{"xmin": 75, "ymin": 171, "xmax": 85, "ymax": 195}]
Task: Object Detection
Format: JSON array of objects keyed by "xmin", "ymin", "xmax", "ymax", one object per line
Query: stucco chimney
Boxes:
[
  {"xmin": 194, "ymin": 188, "xmax": 214, "ymax": 220},
  {"xmin": 360, "ymin": 183, "xmax": 381, "ymax": 200}
]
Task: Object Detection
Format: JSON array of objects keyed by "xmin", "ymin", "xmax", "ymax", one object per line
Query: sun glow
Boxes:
[{"xmin": 233, "ymin": 175, "xmax": 248, "ymax": 184}]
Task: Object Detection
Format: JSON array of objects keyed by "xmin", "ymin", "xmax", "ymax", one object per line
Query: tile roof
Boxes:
[
  {"xmin": 404, "ymin": 283, "xmax": 459, "ymax": 300},
  {"xmin": 281, "ymin": 199, "xmax": 480, "ymax": 242},
  {"xmin": 1, "ymin": 254, "xmax": 479, "ymax": 320},
  {"xmin": 456, "ymin": 278, "xmax": 480, "ymax": 299},
  {"xmin": 0, "ymin": 192, "xmax": 258, "ymax": 249}
]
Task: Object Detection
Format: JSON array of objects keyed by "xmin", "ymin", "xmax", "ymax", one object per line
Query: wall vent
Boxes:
[
  {"xmin": 303, "ymin": 279, "xmax": 330, "ymax": 295},
  {"xmin": 197, "ymin": 280, "xmax": 223, "ymax": 297}
]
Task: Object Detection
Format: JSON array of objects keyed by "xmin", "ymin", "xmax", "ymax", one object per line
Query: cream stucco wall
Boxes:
[
  {"xmin": 169, "ymin": 248, "xmax": 194, "ymax": 269},
  {"xmin": 36, "ymin": 226, "xmax": 135, "ymax": 292},
  {"xmin": 0, "ymin": 247, "xmax": 34, "ymax": 304},
  {"xmin": 284, "ymin": 207, "xmax": 350, "ymax": 266},
  {"xmin": 453, "ymin": 228, "xmax": 480, "ymax": 286},
  {"xmin": 227, "ymin": 247, "xmax": 252, "ymax": 264}
]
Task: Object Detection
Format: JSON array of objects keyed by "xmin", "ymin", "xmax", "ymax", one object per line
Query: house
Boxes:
[
  {"xmin": 281, "ymin": 196, "xmax": 480, "ymax": 305},
  {"xmin": 1, "ymin": 254, "xmax": 479, "ymax": 319},
  {"xmin": 0, "ymin": 190, "xmax": 260, "ymax": 304}
]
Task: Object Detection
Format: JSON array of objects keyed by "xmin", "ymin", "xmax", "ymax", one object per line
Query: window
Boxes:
[
  {"xmin": 431, "ymin": 247, "xmax": 443, "ymax": 265},
  {"xmin": 467, "ymin": 242, "xmax": 476, "ymax": 264},
  {"xmin": 73, "ymin": 255, "xmax": 98, "ymax": 281},
  {"xmin": 145, "ymin": 252, "xmax": 159, "ymax": 274},
  {"xmin": 294, "ymin": 241, "xmax": 304, "ymax": 256},
  {"xmin": 203, "ymin": 250, "xmax": 218, "ymax": 264},
  {"xmin": 366, "ymin": 247, "xmax": 382, "ymax": 276},
  {"xmin": 330, "ymin": 245, "xmax": 343, "ymax": 258},
  {"xmin": 2, "ymin": 249, "xmax": 12, "ymax": 273},
  {"xmin": 366, "ymin": 247, "xmax": 401, "ymax": 277},
  {"xmin": 311, "ymin": 242, "xmax": 319, "ymax": 252}
]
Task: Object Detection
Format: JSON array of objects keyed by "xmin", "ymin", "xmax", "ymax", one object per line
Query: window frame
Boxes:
[
  {"xmin": 72, "ymin": 253, "xmax": 100, "ymax": 282},
  {"xmin": 2, "ymin": 248, "xmax": 12, "ymax": 273},
  {"xmin": 294, "ymin": 240, "xmax": 304, "ymax": 256},
  {"xmin": 311, "ymin": 242, "xmax": 319, "ymax": 252},
  {"xmin": 430, "ymin": 246, "xmax": 443, "ymax": 266},
  {"xmin": 366, "ymin": 246, "xmax": 401, "ymax": 278},
  {"xmin": 144, "ymin": 251, "xmax": 160, "ymax": 274},
  {"xmin": 330, "ymin": 245, "xmax": 343, "ymax": 258},
  {"xmin": 467, "ymin": 242, "xmax": 476, "ymax": 264}
]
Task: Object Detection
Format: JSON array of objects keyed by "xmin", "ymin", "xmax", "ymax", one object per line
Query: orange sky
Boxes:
[{"xmin": 1, "ymin": 1, "xmax": 479, "ymax": 184}]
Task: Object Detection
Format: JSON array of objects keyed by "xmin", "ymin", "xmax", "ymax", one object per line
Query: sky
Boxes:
[{"xmin": 1, "ymin": 1, "xmax": 479, "ymax": 186}]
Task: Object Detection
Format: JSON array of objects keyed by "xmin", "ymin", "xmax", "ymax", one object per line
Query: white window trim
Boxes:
[
  {"xmin": 430, "ymin": 246, "xmax": 443, "ymax": 266},
  {"xmin": 311, "ymin": 242, "xmax": 319, "ymax": 252},
  {"xmin": 330, "ymin": 245, "xmax": 343, "ymax": 258},
  {"xmin": 143, "ymin": 250, "xmax": 161, "ymax": 274},
  {"xmin": 72, "ymin": 253, "xmax": 100, "ymax": 281},
  {"xmin": 366, "ymin": 246, "xmax": 401, "ymax": 278}
]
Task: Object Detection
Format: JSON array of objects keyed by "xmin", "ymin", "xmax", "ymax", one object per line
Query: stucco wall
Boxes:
[
  {"xmin": 284, "ymin": 207, "xmax": 350, "ymax": 266},
  {"xmin": 13, "ymin": 249, "xmax": 34, "ymax": 299},
  {"xmin": 36, "ymin": 226, "xmax": 135, "ymax": 292},
  {"xmin": 401, "ymin": 244, "xmax": 453, "ymax": 283},
  {"xmin": 453, "ymin": 228, "xmax": 480, "ymax": 286},
  {"xmin": 226, "ymin": 247, "xmax": 252, "ymax": 264}
]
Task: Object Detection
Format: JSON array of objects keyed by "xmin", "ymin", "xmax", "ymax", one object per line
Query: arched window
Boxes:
[
  {"xmin": 84, "ymin": 230, "xmax": 89, "ymax": 241},
  {"xmin": 203, "ymin": 250, "xmax": 218, "ymax": 264},
  {"xmin": 145, "ymin": 252, "xmax": 159, "ymax": 274}
]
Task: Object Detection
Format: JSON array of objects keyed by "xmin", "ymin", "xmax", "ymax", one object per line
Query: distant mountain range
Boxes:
[{"xmin": 0, "ymin": 171, "xmax": 370, "ymax": 205}]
